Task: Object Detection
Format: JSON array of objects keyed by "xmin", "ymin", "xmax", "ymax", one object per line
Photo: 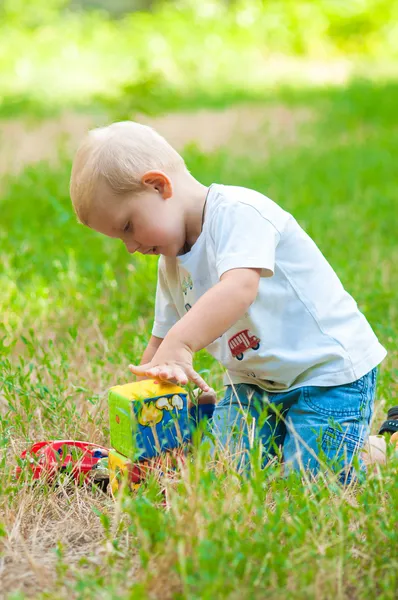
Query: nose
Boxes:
[{"xmin": 125, "ymin": 241, "xmax": 140, "ymax": 254}]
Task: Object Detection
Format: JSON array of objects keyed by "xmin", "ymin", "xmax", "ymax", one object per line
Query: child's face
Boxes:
[{"xmin": 87, "ymin": 178, "xmax": 187, "ymax": 257}]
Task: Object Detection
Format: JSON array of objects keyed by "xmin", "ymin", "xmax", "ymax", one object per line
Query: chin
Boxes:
[
  {"xmin": 161, "ymin": 242, "xmax": 186, "ymax": 257},
  {"xmin": 162, "ymin": 250, "xmax": 180, "ymax": 258}
]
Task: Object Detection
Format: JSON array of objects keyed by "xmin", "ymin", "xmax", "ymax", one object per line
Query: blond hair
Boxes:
[{"xmin": 70, "ymin": 121, "xmax": 186, "ymax": 225}]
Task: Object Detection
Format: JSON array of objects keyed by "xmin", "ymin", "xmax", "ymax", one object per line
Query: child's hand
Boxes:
[
  {"xmin": 188, "ymin": 387, "xmax": 217, "ymax": 409},
  {"xmin": 193, "ymin": 388, "xmax": 217, "ymax": 405},
  {"xmin": 128, "ymin": 341, "xmax": 210, "ymax": 392}
]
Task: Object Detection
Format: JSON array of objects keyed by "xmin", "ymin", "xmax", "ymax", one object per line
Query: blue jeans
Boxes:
[{"xmin": 211, "ymin": 368, "xmax": 377, "ymax": 483}]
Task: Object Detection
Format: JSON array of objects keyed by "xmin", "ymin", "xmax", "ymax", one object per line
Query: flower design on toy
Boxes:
[
  {"xmin": 155, "ymin": 395, "xmax": 184, "ymax": 411},
  {"xmin": 137, "ymin": 403, "xmax": 163, "ymax": 426},
  {"xmin": 138, "ymin": 395, "xmax": 185, "ymax": 427}
]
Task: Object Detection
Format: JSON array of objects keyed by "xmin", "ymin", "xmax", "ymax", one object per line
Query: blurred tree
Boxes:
[
  {"xmin": 0, "ymin": 0, "xmax": 158, "ymax": 21},
  {"xmin": 0, "ymin": 0, "xmax": 68, "ymax": 26},
  {"xmin": 69, "ymin": 0, "xmax": 156, "ymax": 15}
]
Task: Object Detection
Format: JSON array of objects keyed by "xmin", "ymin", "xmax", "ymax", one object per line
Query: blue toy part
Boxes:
[
  {"xmin": 109, "ymin": 381, "xmax": 191, "ymax": 460},
  {"xmin": 189, "ymin": 403, "xmax": 215, "ymax": 429}
]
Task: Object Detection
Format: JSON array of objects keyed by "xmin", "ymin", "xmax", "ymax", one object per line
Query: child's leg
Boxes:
[
  {"xmin": 210, "ymin": 383, "xmax": 288, "ymax": 469},
  {"xmin": 361, "ymin": 435, "xmax": 387, "ymax": 466},
  {"xmin": 282, "ymin": 369, "xmax": 377, "ymax": 483},
  {"xmin": 363, "ymin": 406, "xmax": 398, "ymax": 465}
]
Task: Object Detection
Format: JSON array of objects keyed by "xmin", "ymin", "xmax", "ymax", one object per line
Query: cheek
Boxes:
[{"xmin": 145, "ymin": 217, "xmax": 180, "ymax": 241}]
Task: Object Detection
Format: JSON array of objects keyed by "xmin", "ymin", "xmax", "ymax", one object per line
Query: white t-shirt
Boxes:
[{"xmin": 152, "ymin": 184, "xmax": 386, "ymax": 392}]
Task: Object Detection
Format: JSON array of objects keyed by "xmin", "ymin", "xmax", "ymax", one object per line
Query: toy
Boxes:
[
  {"xmin": 108, "ymin": 379, "xmax": 190, "ymax": 492},
  {"xmin": 109, "ymin": 379, "xmax": 189, "ymax": 459},
  {"xmin": 16, "ymin": 440, "xmax": 109, "ymax": 484},
  {"xmin": 17, "ymin": 379, "xmax": 215, "ymax": 493},
  {"xmin": 107, "ymin": 448, "xmax": 184, "ymax": 494}
]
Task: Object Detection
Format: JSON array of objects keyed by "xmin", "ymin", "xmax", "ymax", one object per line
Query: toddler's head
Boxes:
[{"xmin": 70, "ymin": 121, "xmax": 191, "ymax": 256}]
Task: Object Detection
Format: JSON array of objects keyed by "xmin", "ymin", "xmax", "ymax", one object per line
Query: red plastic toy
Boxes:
[{"xmin": 16, "ymin": 440, "xmax": 109, "ymax": 484}]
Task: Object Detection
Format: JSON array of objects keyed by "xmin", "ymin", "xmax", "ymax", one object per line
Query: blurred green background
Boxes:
[
  {"xmin": 1, "ymin": 3, "xmax": 398, "ymax": 597},
  {"xmin": 1, "ymin": 0, "xmax": 398, "ymax": 118}
]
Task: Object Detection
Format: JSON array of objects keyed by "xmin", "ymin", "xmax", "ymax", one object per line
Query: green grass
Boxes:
[{"xmin": 1, "ymin": 78, "xmax": 398, "ymax": 597}]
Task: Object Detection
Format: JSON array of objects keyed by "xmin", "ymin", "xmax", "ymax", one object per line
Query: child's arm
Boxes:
[{"xmin": 129, "ymin": 267, "xmax": 261, "ymax": 391}]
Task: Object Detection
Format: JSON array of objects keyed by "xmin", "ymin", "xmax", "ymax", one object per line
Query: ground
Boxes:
[{"xmin": 1, "ymin": 77, "xmax": 397, "ymax": 598}]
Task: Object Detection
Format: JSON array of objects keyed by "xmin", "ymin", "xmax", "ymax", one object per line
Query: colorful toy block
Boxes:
[{"xmin": 108, "ymin": 379, "xmax": 190, "ymax": 461}]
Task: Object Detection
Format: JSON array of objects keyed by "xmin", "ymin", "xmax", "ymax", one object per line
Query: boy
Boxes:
[{"xmin": 70, "ymin": 121, "xmax": 387, "ymax": 481}]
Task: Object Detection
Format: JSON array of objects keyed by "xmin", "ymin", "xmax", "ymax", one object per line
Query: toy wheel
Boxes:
[
  {"xmin": 93, "ymin": 476, "xmax": 110, "ymax": 492},
  {"xmin": 236, "ymin": 353, "xmax": 244, "ymax": 361}
]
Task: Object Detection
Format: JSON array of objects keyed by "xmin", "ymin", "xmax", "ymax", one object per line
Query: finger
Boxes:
[
  {"xmin": 129, "ymin": 364, "xmax": 160, "ymax": 379},
  {"xmin": 128, "ymin": 364, "xmax": 150, "ymax": 375},
  {"xmin": 145, "ymin": 366, "xmax": 181, "ymax": 384},
  {"xmin": 187, "ymin": 369, "xmax": 210, "ymax": 392},
  {"xmin": 156, "ymin": 367, "xmax": 173, "ymax": 380},
  {"xmin": 156, "ymin": 369, "xmax": 187, "ymax": 387},
  {"xmin": 193, "ymin": 387, "xmax": 216, "ymax": 399},
  {"xmin": 166, "ymin": 367, "xmax": 189, "ymax": 386}
]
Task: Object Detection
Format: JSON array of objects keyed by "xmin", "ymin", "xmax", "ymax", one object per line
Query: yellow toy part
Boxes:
[
  {"xmin": 108, "ymin": 448, "xmax": 142, "ymax": 494},
  {"xmin": 111, "ymin": 379, "xmax": 185, "ymax": 402},
  {"xmin": 137, "ymin": 402, "xmax": 164, "ymax": 427},
  {"xmin": 136, "ymin": 394, "xmax": 186, "ymax": 427},
  {"xmin": 108, "ymin": 447, "xmax": 182, "ymax": 494}
]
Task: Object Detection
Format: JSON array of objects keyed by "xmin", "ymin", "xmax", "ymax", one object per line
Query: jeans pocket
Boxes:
[
  {"xmin": 303, "ymin": 369, "xmax": 377, "ymax": 419},
  {"xmin": 322, "ymin": 425, "xmax": 364, "ymax": 455},
  {"xmin": 303, "ymin": 383, "xmax": 364, "ymax": 418},
  {"xmin": 321, "ymin": 425, "xmax": 366, "ymax": 484}
]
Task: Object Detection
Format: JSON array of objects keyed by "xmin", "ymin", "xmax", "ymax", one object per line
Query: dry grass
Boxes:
[
  {"xmin": 1, "ymin": 78, "xmax": 397, "ymax": 597},
  {"xmin": 0, "ymin": 483, "xmax": 113, "ymax": 596}
]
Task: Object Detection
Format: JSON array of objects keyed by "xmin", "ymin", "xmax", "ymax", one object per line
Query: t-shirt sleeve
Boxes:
[
  {"xmin": 152, "ymin": 259, "xmax": 180, "ymax": 338},
  {"xmin": 210, "ymin": 201, "xmax": 281, "ymax": 279}
]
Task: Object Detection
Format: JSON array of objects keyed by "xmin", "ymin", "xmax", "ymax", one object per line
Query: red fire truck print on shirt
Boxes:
[{"xmin": 228, "ymin": 329, "xmax": 261, "ymax": 361}]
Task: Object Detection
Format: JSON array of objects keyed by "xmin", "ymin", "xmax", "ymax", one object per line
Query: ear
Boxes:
[{"xmin": 141, "ymin": 171, "xmax": 172, "ymax": 199}]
